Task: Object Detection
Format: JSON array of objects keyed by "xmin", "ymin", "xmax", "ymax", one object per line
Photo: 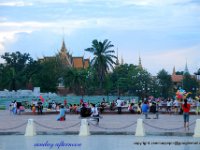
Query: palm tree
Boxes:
[
  {"xmin": 64, "ymin": 68, "xmax": 87, "ymax": 95},
  {"xmin": 85, "ymin": 39, "xmax": 117, "ymax": 90}
]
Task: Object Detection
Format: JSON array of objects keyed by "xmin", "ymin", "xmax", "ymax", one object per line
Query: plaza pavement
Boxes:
[{"xmin": 0, "ymin": 110, "xmax": 200, "ymax": 136}]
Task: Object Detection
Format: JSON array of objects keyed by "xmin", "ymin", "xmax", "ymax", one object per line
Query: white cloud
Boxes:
[
  {"xmin": 0, "ymin": 30, "xmax": 32, "ymax": 61},
  {"xmin": 142, "ymin": 46, "xmax": 200, "ymax": 75},
  {"xmin": 0, "ymin": 1, "xmax": 33, "ymax": 7},
  {"xmin": 0, "ymin": 21, "xmax": 51, "ymax": 28},
  {"xmin": 0, "ymin": 17, "xmax": 7, "ymax": 21},
  {"xmin": 120, "ymin": 0, "xmax": 191, "ymax": 6},
  {"xmin": 0, "ymin": 0, "xmax": 199, "ymax": 74},
  {"xmin": 117, "ymin": 45, "xmax": 200, "ymax": 75}
]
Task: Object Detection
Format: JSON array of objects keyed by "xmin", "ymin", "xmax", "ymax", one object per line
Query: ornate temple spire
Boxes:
[
  {"xmin": 61, "ymin": 39, "xmax": 67, "ymax": 53},
  {"xmin": 173, "ymin": 66, "xmax": 176, "ymax": 75},
  {"xmin": 59, "ymin": 39, "xmax": 72, "ymax": 67},
  {"xmin": 138, "ymin": 55, "xmax": 142, "ymax": 69},
  {"xmin": 121, "ymin": 55, "xmax": 124, "ymax": 65},
  {"xmin": 184, "ymin": 60, "xmax": 189, "ymax": 74}
]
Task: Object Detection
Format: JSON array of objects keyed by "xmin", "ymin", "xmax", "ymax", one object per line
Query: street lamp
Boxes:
[
  {"xmin": 192, "ymin": 87, "xmax": 199, "ymax": 97},
  {"xmin": 80, "ymin": 86, "xmax": 83, "ymax": 98}
]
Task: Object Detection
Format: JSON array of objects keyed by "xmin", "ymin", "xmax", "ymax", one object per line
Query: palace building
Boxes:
[
  {"xmin": 39, "ymin": 40, "xmax": 89, "ymax": 69},
  {"xmin": 38, "ymin": 40, "xmax": 90, "ymax": 95}
]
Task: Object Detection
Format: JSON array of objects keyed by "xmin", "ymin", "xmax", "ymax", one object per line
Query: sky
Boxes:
[{"xmin": 0, "ymin": 0, "xmax": 200, "ymax": 75}]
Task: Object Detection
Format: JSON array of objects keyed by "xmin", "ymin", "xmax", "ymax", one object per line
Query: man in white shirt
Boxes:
[
  {"xmin": 173, "ymin": 99, "xmax": 179, "ymax": 114},
  {"xmin": 116, "ymin": 97, "xmax": 123, "ymax": 114},
  {"xmin": 91, "ymin": 103, "xmax": 99, "ymax": 124}
]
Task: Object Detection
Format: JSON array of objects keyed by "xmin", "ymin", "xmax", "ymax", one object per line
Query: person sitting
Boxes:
[
  {"xmin": 128, "ymin": 103, "xmax": 135, "ymax": 113},
  {"xmin": 32, "ymin": 104, "xmax": 36, "ymax": 115},
  {"xmin": 19, "ymin": 105, "xmax": 25, "ymax": 114},
  {"xmin": 72, "ymin": 104, "xmax": 77, "ymax": 113},
  {"xmin": 80, "ymin": 103, "xmax": 91, "ymax": 118},
  {"xmin": 90, "ymin": 103, "xmax": 99, "ymax": 124},
  {"xmin": 56, "ymin": 105, "xmax": 66, "ymax": 121},
  {"xmin": 100, "ymin": 98, "xmax": 106, "ymax": 113},
  {"xmin": 69, "ymin": 104, "xmax": 73, "ymax": 113},
  {"xmin": 110, "ymin": 100, "xmax": 116, "ymax": 111}
]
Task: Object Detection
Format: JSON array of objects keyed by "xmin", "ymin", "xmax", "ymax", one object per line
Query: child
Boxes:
[{"xmin": 32, "ymin": 104, "xmax": 36, "ymax": 115}]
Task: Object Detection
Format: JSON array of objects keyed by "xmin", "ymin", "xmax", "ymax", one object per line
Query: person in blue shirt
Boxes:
[
  {"xmin": 141, "ymin": 101, "xmax": 150, "ymax": 119},
  {"xmin": 56, "ymin": 105, "xmax": 66, "ymax": 121}
]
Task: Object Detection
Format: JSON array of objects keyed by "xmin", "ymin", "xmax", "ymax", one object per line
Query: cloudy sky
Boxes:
[{"xmin": 0, "ymin": 0, "xmax": 200, "ymax": 75}]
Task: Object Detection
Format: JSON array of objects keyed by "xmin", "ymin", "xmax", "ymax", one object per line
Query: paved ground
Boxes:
[
  {"xmin": 0, "ymin": 110, "xmax": 200, "ymax": 135},
  {"xmin": 1, "ymin": 110, "xmax": 200, "ymax": 150}
]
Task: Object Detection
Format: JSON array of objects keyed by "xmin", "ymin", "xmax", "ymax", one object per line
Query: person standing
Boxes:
[
  {"xmin": 141, "ymin": 101, "xmax": 150, "ymax": 119},
  {"xmin": 166, "ymin": 98, "xmax": 172, "ymax": 115},
  {"xmin": 37, "ymin": 100, "xmax": 43, "ymax": 115},
  {"xmin": 173, "ymin": 99, "xmax": 179, "ymax": 115},
  {"xmin": 13, "ymin": 100, "xmax": 17, "ymax": 114},
  {"xmin": 196, "ymin": 100, "xmax": 200, "ymax": 115},
  {"xmin": 116, "ymin": 97, "xmax": 123, "ymax": 114},
  {"xmin": 150, "ymin": 102, "xmax": 159, "ymax": 119},
  {"xmin": 182, "ymin": 99, "xmax": 191, "ymax": 131}
]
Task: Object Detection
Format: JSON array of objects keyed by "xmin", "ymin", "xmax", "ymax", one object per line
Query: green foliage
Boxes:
[
  {"xmin": 176, "ymin": 71, "xmax": 184, "ymax": 75},
  {"xmin": 64, "ymin": 68, "xmax": 87, "ymax": 95},
  {"xmin": 110, "ymin": 64, "xmax": 154, "ymax": 98},
  {"xmin": 0, "ymin": 51, "xmax": 36, "ymax": 90},
  {"xmin": 1, "ymin": 50, "xmax": 198, "ymax": 98},
  {"xmin": 157, "ymin": 69, "xmax": 173, "ymax": 98},
  {"xmin": 31, "ymin": 58, "xmax": 62, "ymax": 92},
  {"xmin": 183, "ymin": 73, "xmax": 199, "ymax": 97},
  {"xmin": 85, "ymin": 39, "xmax": 117, "ymax": 90}
]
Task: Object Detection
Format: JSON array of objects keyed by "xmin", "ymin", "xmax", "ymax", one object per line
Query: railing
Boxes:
[{"xmin": 34, "ymin": 121, "xmax": 80, "ymax": 130}]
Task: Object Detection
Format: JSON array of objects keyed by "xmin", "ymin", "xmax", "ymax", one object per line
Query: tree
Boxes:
[
  {"xmin": 182, "ymin": 73, "xmax": 199, "ymax": 97},
  {"xmin": 111, "ymin": 64, "xmax": 130, "ymax": 95},
  {"xmin": 176, "ymin": 71, "xmax": 184, "ymax": 75},
  {"xmin": 134, "ymin": 69, "xmax": 152, "ymax": 100},
  {"xmin": 111, "ymin": 64, "xmax": 138, "ymax": 96},
  {"xmin": 157, "ymin": 69, "xmax": 173, "ymax": 98},
  {"xmin": 0, "ymin": 64, "xmax": 13, "ymax": 90},
  {"xmin": 31, "ymin": 58, "xmax": 62, "ymax": 92},
  {"xmin": 110, "ymin": 64, "xmax": 153, "ymax": 98},
  {"xmin": 1, "ymin": 51, "xmax": 34, "ymax": 90},
  {"xmin": 85, "ymin": 39, "xmax": 117, "ymax": 90},
  {"xmin": 64, "ymin": 68, "xmax": 87, "ymax": 95}
]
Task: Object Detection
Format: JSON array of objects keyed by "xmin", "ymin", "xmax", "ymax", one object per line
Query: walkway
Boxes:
[
  {"xmin": 0, "ymin": 110, "xmax": 199, "ymax": 135},
  {"xmin": 1, "ymin": 110, "xmax": 200, "ymax": 150}
]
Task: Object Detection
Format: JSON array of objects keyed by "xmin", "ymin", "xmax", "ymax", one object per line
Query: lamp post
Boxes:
[
  {"xmin": 136, "ymin": 89, "xmax": 142, "ymax": 101},
  {"xmin": 192, "ymin": 87, "xmax": 199, "ymax": 98},
  {"xmin": 80, "ymin": 86, "xmax": 83, "ymax": 99}
]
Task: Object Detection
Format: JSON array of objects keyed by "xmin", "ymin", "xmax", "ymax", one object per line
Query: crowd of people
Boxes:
[
  {"xmin": 9, "ymin": 100, "xmax": 25, "ymax": 115},
  {"xmin": 9, "ymin": 96, "xmax": 200, "ymax": 116},
  {"xmin": 8, "ymin": 96, "xmax": 200, "ymax": 130}
]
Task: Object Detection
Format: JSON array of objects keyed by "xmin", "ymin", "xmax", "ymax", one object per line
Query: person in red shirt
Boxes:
[{"xmin": 182, "ymin": 99, "xmax": 191, "ymax": 131}]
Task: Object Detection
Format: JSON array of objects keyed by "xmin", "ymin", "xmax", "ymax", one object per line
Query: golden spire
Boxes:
[
  {"xmin": 138, "ymin": 54, "xmax": 142, "ymax": 69},
  {"xmin": 121, "ymin": 55, "xmax": 124, "ymax": 65}
]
